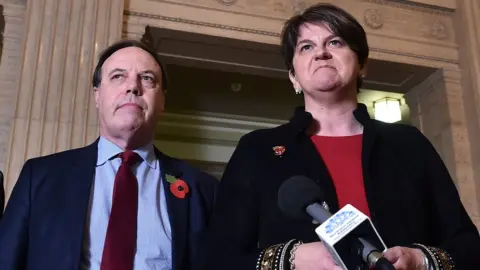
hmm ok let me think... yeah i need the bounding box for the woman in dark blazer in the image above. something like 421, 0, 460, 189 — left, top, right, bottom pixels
204, 3, 480, 270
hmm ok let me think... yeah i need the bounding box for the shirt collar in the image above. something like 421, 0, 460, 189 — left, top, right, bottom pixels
96, 136, 157, 169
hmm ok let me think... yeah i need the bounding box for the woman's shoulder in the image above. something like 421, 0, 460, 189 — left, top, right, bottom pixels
373, 120, 422, 137
372, 120, 431, 147
238, 122, 294, 146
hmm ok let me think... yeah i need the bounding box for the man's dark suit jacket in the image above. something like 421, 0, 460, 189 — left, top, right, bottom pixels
0, 170, 4, 219
0, 139, 218, 270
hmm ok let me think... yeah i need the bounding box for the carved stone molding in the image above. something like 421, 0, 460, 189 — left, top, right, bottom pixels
363, 8, 383, 29
429, 21, 448, 39
360, 0, 453, 16
5, 0, 26, 6
151, 0, 454, 21
371, 47, 457, 65
149, 0, 289, 20
291, 0, 308, 13
215, 0, 238, 6
125, 11, 280, 37
360, 4, 455, 44
125, 10, 458, 66
272, 1, 287, 13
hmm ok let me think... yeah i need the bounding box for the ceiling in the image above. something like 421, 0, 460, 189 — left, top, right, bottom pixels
145, 26, 438, 123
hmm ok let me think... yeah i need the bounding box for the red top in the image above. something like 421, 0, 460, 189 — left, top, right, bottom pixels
310, 135, 371, 217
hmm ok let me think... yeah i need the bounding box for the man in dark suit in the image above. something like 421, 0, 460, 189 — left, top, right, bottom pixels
0, 40, 218, 270
0, 171, 4, 219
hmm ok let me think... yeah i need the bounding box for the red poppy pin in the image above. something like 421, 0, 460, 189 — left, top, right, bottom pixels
166, 174, 189, 199
273, 145, 286, 157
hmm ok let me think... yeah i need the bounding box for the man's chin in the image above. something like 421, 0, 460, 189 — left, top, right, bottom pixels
117, 120, 145, 133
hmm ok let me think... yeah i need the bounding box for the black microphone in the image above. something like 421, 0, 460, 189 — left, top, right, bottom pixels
278, 175, 395, 270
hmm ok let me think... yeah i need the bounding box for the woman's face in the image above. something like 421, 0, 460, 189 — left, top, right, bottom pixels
289, 23, 364, 96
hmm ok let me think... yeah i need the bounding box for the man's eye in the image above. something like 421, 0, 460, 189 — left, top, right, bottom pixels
142, 76, 154, 82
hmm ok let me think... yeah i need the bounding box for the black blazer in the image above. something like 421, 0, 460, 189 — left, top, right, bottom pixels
0, 139, 218, 270
205, 104, 480, 270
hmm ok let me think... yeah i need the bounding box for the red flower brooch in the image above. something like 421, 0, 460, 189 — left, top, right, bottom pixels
166, 174, 189, 199
273, 145, 286, 157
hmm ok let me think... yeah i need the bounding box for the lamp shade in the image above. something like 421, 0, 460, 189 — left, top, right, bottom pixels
374, 98, 402, 123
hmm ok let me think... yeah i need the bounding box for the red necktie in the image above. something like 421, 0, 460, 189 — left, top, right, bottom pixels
101, 151, 140, 270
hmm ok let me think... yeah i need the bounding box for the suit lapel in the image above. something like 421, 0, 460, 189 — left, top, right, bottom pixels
155, 149, 189, 270
68, 140, 98, 268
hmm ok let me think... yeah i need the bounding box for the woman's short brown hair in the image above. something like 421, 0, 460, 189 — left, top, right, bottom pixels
280, 3, 369, 88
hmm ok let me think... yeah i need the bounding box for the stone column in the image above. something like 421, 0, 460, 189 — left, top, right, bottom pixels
3, 0, 124, 199
0, 1, 26, 177
405, 67, 480, 227
454, 0, 480, 228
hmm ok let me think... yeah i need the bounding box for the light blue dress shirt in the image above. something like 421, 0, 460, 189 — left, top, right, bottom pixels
81, 137, 172, 270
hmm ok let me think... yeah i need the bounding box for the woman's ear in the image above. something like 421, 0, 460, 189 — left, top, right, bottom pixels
289, 70, 303, 94
289, 70, 298, 88
359, 59, 368, 78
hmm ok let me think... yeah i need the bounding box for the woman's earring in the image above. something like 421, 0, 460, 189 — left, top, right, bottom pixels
294, 87, 302, 94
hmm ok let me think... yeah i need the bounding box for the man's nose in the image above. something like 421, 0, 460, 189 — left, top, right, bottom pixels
126, 88, 139, 95
125, 77, 142, 95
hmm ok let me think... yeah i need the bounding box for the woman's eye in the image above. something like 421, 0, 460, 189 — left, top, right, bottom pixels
300, 44, 312, 51
328, 39, 344, 47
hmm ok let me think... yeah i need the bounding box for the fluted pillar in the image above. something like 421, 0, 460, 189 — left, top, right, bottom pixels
0, 1, 26, 180
4, 0, 124, 199
404, 66, 480, 227
405, 0, 480, 228
454, 0, 480, 227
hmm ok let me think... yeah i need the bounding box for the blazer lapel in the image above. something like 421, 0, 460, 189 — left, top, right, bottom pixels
68, 140, 98, 268
287, 108, 339, 212
155, 149, 189, 270
359, 121, 378, 222
352, 104, 379, 222
296, 133, 340, 212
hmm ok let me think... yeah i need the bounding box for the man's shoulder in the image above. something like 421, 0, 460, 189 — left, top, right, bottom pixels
24, 143, 96, 168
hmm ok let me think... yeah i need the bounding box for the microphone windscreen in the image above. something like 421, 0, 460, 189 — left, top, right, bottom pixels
277, 175, 325, 220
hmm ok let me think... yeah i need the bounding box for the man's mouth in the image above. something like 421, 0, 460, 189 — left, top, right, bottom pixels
118, 103, 142, 110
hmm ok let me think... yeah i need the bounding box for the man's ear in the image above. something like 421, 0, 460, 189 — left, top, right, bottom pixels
159, 91, 165, 112
93, 87, 100, 108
